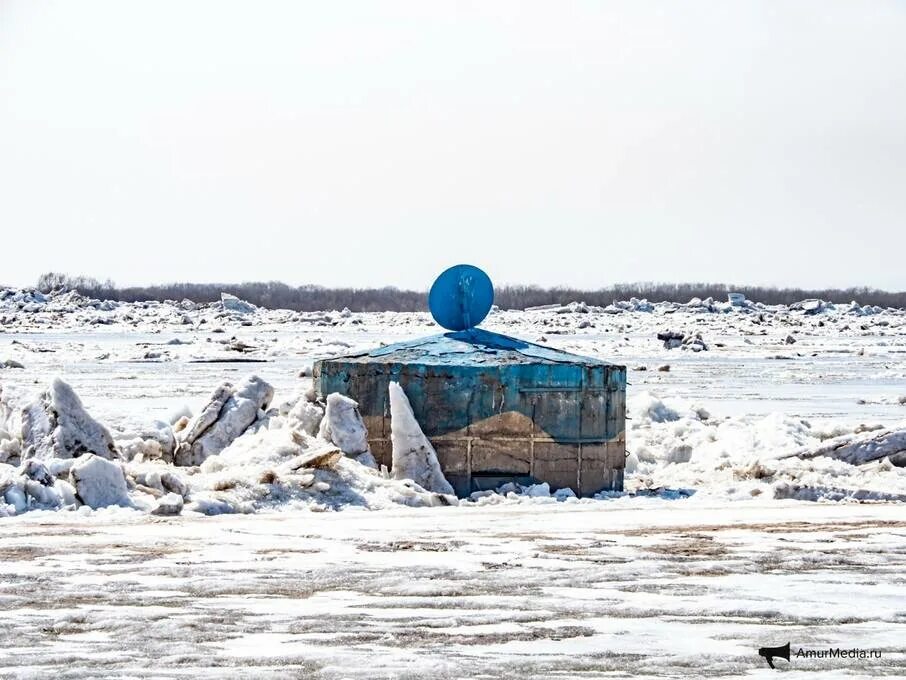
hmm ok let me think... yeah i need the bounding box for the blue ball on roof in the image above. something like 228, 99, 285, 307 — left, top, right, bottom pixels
428, 265, 494, 331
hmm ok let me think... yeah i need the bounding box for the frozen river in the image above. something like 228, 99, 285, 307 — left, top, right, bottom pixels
1, 294, 905, 677
0, 502, 904, 678
3, 308, 905, 429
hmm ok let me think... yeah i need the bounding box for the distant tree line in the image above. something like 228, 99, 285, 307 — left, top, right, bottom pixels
34, 272, 906, 312
35, 273, 425, 312
492, 283, 906, 309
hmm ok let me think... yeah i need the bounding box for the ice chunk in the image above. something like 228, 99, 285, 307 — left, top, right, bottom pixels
69, 454, 131, 509
287, 397, 324, 436
285, 443, 343, 470
388, 382, 454, 495
186, 496, 236, 515
20, 397, 53, 458
0, 436, 21, 465
24, 478, 62, 507
20, 459, 54, 486
54, 478, 77, 506
175, 376, 274, 466
791, 427, 906, 466
525, 482, 551, 497
221, 292, 255, 314
666, 444, 693, 464
318, 393, 370, 456
657, 330, 684, 350
21, 378, 119, 460
355, 451, 378, 469
3, 479, 27, 513
178, 383, 234, 449
160, 470, 188, 497
117, 420, 176, 463
151, 492, 184, 516
630, 392, 681, 424
682, 332, 708, 352
554, 487, 577, 501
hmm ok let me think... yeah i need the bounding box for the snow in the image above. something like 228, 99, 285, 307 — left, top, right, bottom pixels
0, 502, 904, 676
625, 391, 906, 502
388, 381, 455, 495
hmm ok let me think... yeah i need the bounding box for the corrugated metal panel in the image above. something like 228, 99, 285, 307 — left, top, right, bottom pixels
314, 330, 626, 496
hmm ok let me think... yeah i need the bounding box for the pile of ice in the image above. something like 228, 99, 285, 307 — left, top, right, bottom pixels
656, 330, 709, 351
220, 292, 256, 315
783, 427, 906, 467
603, 297, 656, 313
522, 295, 900, 318
625, 391, 906, 502
467, 481, 581, 506
2, 284, 904, 343
3, 373, 906, 517
0, 376, 457, 517
0, 286, 378, 333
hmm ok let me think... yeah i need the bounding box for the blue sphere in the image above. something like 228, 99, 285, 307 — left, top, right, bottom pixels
428, 265, 494, 331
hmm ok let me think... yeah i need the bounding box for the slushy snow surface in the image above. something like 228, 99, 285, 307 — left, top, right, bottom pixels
0, 503, 903, 677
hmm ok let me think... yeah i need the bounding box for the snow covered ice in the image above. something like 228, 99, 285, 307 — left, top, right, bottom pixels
20, 377, 119, 461
173, 374, 274, 465
1, 287, 906, 675
69, 454, 131, 509
2, 286, 906, 511
1, 502, 904, 677
319, 392, 370, 456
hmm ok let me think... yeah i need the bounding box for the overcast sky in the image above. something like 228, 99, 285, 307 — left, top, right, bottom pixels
1, 1, 904, 291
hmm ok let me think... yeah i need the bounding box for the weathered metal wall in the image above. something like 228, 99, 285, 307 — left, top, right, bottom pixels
314, 358, 626, 497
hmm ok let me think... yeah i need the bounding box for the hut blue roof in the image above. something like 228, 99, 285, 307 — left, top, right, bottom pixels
326, 328, 615, 368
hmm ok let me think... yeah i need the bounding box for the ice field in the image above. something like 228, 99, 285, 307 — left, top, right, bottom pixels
1, 288, 905, 676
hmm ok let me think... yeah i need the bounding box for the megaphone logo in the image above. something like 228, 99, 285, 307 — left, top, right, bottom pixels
758, 642, 791, 669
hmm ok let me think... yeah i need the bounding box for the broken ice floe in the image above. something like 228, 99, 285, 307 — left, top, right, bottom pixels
656, 330, 708, 352
70, 454, 131, 509
0, 375, 459, 517
2, 284, 902, 345
319, 393, 370, 456
220, 292, 256, 314
625, 391, 906, 503
783, 427, 906, 466
388, 381, 455, 495
3, 369, 906, 518
174, 375, 274, 466
20, 378, 119, 461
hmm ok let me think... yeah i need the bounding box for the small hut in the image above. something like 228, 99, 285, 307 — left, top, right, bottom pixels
313, 266, 626, 497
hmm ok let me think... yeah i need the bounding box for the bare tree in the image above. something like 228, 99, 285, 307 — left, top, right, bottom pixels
34, 273, 906, 311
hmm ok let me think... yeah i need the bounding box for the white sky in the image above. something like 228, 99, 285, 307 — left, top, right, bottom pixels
1, 1, 904, 291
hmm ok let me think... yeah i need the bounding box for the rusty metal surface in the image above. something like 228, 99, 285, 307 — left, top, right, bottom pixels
314, 330, 626, 496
